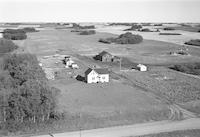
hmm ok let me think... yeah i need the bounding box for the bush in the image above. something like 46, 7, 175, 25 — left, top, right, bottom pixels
109, 23, 137, 26
72, 23, 95, 29
159, 33, 181, 35
124, 25, 142, 31
153, 23, 163, 26
140, 28, 151, 32
99, 32, 143, 44
116, 32, 143, 44
163, 27, 175, 30
170, 63, 200, 75
0, 38, 18, 54
99, 38, 112, 44
3, 29, 27, 40
185, 39, 200, 47
3, 29, 25, 34
22, 27, 38, 33
79, 30, 96, 35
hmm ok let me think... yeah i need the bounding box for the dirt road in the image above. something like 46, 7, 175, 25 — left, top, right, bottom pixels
34, 118, 200, 137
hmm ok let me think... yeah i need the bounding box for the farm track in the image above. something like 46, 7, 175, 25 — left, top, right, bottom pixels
112, 71, 198, 121
34, 118, 200, 137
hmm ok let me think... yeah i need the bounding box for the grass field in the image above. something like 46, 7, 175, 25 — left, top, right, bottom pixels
14, 29, 200, 65
10, 28, 200, 132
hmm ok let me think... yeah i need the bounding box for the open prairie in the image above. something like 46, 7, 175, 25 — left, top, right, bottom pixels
12, 27, 200, 131
14, 28, 200, 65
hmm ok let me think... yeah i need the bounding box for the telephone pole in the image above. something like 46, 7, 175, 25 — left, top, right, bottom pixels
119, 58, 122, 71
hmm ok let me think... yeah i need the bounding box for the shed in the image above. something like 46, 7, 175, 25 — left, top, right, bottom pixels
137, 64, 147, 71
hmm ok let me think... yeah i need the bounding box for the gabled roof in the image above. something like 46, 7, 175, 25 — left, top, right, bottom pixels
85, 68, 109, 75
98, 51, 112, 57
137, 64, 146, 67
94, 68, 109, 74
85, 68, 93, 75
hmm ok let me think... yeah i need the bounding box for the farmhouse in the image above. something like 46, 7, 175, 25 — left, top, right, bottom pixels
85, 68, 109, 83
95, 51, 113, 62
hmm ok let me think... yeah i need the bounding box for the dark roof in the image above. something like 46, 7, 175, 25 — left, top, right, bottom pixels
85, 68, 109, 75
94, 68, 109, 74
98, 51, 112, 57
85, 68, 93, 75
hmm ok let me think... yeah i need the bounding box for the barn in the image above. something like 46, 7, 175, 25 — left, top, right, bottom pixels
85, 68, 109, 83
95, 51, 113, 62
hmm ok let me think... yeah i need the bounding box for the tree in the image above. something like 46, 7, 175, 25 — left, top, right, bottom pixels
0, 38, 18, 54
0, 53, 60, 132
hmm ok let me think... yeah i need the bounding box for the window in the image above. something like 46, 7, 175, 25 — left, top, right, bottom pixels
102, 76, 105, 79
92, 77, 95, 80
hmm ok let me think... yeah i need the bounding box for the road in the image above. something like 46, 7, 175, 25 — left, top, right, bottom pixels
34, 118, 200, 137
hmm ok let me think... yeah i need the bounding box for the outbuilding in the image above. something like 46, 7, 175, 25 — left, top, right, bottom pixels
85, 68, 109, 83
137, 64, 147, 71
95, 51, 113, 62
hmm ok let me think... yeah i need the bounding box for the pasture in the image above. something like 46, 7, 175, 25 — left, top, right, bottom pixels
11, 27, 200, 131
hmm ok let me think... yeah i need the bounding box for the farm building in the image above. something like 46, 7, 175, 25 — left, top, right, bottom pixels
95, 51, 113, 62
94, 51, 121, 63
85, 68, 109, 83
137, 64, 147, 71
112, 56, 121, 62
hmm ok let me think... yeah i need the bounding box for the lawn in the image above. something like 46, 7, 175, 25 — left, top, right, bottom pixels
49, 78, 169, 131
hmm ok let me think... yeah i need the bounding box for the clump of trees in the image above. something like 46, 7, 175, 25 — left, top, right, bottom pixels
0, 38, 18, 55
22, 27, 38, 33
139, 28, 151, 32
99, 37, 116, 44
109, 23, 137, 26
124, 25, 142, 31
0, 53, 60, 133
159, 33, 181, 35
170, 63, 200, 75
72, 23, 95, 29
185, 39, 200, 47
153, 23, 163, 26
3, 29, 27, 40
163, 27, 175, 30
79, 30, 96, 35
99, 32, 143, 44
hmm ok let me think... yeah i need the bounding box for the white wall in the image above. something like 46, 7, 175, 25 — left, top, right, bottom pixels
99, 74, 109, 83
86, 70, 99, 83
86, 71, 109, 83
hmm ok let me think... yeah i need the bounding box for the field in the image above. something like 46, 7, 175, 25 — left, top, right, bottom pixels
96, 25, 200, 45
11, 26, 200, 132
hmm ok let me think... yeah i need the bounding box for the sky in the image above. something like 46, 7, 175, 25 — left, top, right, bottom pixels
0, 0, 200, 23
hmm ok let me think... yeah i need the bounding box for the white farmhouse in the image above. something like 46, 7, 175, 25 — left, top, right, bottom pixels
137, 64, 147, 71
85, 68, 109, 83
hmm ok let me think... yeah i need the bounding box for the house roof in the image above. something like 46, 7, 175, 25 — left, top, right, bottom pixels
85, 68, 93, 75
137, 64, 146, 67
98, 51, 112, 57
85, 68, 109, 75
94, 68, 109, 74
